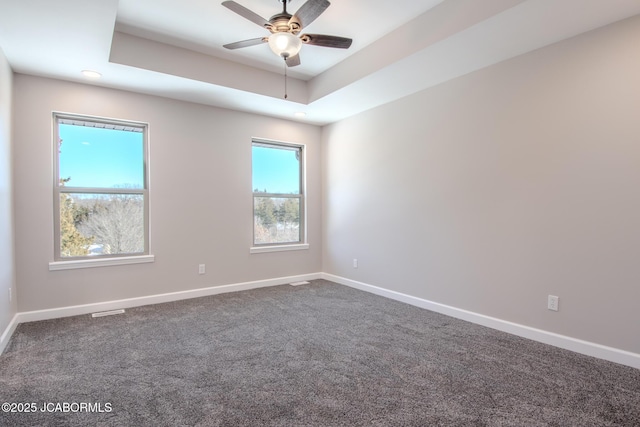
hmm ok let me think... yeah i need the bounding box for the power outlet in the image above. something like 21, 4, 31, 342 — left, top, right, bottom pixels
353, 258, 358, 269
198, 264, 206, 275
548, 295, 559, 311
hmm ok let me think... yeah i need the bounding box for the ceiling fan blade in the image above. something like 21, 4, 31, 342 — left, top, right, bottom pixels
301, 34, 352, 49
222, 1, 272, 29
285, 53, 301, 67
289, 0, 330, 30
223, 37, 267, 49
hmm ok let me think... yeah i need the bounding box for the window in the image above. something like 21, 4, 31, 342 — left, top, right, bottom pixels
53, 113, 149, 261
252, 139, 304, 247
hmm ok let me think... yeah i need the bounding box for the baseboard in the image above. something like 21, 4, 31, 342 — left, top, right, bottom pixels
322, 273, 640, 370
15, 273, 322, 324
0, 313, 19, 355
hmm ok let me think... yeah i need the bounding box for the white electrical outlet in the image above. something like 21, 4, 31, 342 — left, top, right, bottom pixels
548, 295, 559, 311
198, 264, 206, 275
353, 258, 358, 268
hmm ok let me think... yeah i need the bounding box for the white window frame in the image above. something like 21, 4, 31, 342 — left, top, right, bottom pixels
49, 112, 153, 270
250, 138, 308, 254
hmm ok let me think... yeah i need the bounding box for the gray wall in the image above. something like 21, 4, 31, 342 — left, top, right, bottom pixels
0, 47, 16, 335
322, 16, 640, 354
12, 75, 322, 312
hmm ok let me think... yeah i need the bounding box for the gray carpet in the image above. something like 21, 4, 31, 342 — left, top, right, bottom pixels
1, 279, 639, 426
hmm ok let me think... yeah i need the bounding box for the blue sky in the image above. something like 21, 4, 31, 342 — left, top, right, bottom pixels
252, 145, 300, 194
59, 125, 299, 193
58, 124, 144, 188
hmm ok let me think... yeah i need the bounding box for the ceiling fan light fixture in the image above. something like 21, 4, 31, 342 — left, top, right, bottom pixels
268, 32, 301, 59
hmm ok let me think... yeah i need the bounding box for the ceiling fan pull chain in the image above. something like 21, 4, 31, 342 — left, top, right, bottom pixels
284, 58, 288, 99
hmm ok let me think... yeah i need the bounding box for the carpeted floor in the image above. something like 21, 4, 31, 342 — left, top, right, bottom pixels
1, 279, 639, 426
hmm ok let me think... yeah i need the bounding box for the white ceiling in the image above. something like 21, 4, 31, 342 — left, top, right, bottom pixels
116, 0, 445, 80
1, 0, 640, 125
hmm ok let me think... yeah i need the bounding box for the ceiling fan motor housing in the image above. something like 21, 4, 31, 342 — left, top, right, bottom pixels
269, 12, 297, 33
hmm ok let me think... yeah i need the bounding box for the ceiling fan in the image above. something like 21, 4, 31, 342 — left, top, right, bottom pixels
222, 0, 353, 67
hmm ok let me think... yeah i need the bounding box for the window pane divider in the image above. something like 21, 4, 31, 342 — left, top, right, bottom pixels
253, 193, 302, 198
57, 187, 146, 195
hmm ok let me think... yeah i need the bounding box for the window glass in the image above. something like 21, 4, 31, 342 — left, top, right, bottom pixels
58, 124, 144, 188
59, 193, 145, 257
54, 114, 148, 259
252, 145, 300, 194
254, 197, 301, 244
252, 141, 303, 246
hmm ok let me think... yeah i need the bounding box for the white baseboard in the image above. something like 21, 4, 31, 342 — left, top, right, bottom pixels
15, 273, 322, 324
322, 273, 640, 370
0, 313, 19, 355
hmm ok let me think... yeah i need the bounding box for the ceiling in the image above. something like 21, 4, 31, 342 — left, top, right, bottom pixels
1, 0, 640, 125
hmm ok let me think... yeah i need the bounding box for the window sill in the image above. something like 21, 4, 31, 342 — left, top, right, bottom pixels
250, 244, 309, 254
49, 254, 155, 271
